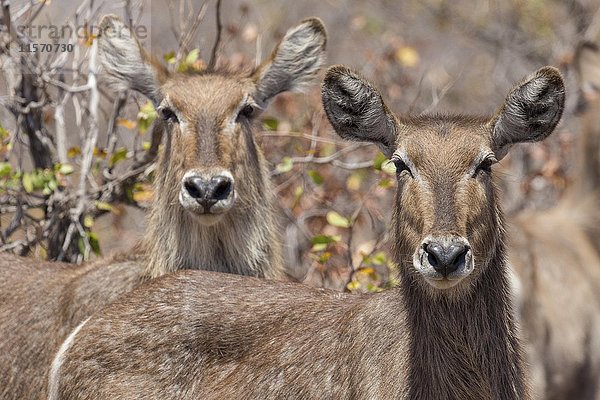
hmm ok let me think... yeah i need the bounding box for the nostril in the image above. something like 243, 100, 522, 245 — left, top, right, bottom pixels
427, 251, 439, 268
456, 251, 466, 265
445, 244, 468, 274
423, 241, 469, 276
425, 243, 443, 270
212, 177, 232, 201
184, 178, 204, 199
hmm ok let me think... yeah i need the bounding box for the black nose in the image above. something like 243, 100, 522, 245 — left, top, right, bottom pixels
183, 175, 233, 210
424, 240, 469, 277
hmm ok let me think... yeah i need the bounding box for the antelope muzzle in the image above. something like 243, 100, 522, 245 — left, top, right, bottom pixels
179, 170, 236, 222
413, 235, 474, 289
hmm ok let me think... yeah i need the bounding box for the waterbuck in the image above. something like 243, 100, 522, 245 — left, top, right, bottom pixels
0, 15, 326, 400
508, 42, 600, 399
49, 65, 565, 400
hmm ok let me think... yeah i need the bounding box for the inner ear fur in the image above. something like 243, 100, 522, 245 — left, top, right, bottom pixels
490, 66, 565, 159
253, 18, 327, 106
321, 65, 398, 157
97, 15, 168, 105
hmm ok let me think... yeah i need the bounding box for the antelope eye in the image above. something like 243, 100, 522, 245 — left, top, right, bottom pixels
392, 158, 413, 178
159, 107, 179, 124
474, 158, 496, 177
237, 104, 256, 121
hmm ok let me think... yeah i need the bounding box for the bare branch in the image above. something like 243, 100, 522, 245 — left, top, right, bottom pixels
59, 38, 100, 261
270, 143, 372, 177
177, 1, 209, 63
207, 0, 222, 71
54, 74, 69, 164
104, 91, 128, 176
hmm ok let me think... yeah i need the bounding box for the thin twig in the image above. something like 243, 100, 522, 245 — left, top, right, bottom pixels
207, 0, 222, 71
104, 90, 128, 176
270, 143, 372, 177
54, 74, 69, 163
59, 38, 99, 260
176, 1, 209, 64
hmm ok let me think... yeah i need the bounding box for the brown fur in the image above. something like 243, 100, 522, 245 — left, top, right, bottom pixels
508, 42, 600, 399
50, 65, 565, 399
0, 15, 326, 399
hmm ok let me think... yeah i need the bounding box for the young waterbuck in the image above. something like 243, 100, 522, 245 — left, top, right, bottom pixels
508, 42, 600, 399
50, 65, 565, 400
0, 15, 326, 400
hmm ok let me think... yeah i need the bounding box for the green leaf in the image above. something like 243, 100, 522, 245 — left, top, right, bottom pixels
22, 173, 33, 193
381, 160, 397, 176
0, 125, 10, 139
346, 280, 361, 291
185, 49, 200, 65
378, 178, 393, 188
311, 234, 341, 245
318, 251, 332, 263
46, 178, 58, 191
276, 157, 293, 173
67, 146, 81, 158
292, 185, 303, 209
326, 211, 351, 228
294, 185, 303, 199
58, 163, 74, 175
0, 162, 11, 178
137, 101, 158, 134
163, 51, 176, 64
95, 201, 113, 212
366, 283, 383, 293
262, 117, 279, 131
77, 236, 85, 255
372, 251, 387, 265
307, 170, 324, 185
312, 243, 328, 252
109, 147, 128, 167
88, 232, 101, 255
373, 152, 387, 170
83, 214, 94, 228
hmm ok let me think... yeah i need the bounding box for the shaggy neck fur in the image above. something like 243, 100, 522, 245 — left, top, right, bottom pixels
141, 136, 283, 280
395, 210, 526, 400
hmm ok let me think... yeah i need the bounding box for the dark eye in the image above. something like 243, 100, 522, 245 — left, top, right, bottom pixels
160, 107, 179, 124
474, 158, 495, 177
237, 104, 256, 121
392, 158, 413, 178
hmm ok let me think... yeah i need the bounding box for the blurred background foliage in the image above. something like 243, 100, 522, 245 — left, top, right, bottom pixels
0, 0, 597, 291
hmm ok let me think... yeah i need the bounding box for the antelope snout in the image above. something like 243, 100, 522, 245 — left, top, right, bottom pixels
413, 235, 474, 289
179, 171, 235, 219
424, 241, 468, 277
184, 175, 233, 207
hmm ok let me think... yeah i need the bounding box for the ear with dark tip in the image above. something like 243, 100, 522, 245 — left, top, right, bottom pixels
253, 18, 327, 106
321, 65, 398, 157
490, 66, 565, 159
97, 15, 168, 106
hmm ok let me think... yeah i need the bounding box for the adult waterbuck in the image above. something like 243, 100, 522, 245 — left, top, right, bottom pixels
508, 42, 600, 399
50, 65, 565, 400
0, 15, 326, 400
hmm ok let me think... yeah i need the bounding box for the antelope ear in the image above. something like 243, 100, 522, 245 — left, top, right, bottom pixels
97, 15, 168, 106
321, 65, 398, 157
253, 18, 327, 105
490, 66, 565, 159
